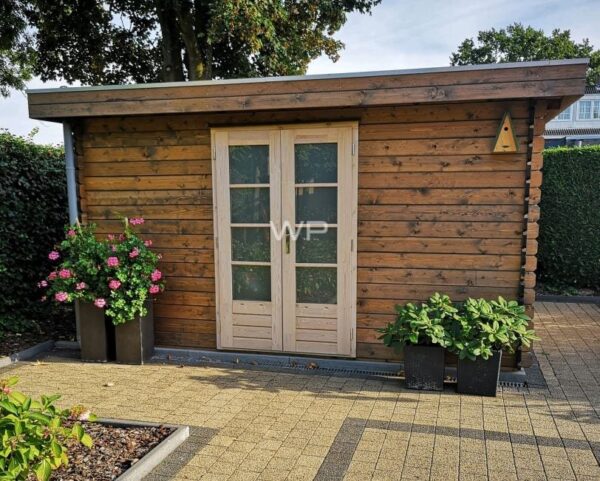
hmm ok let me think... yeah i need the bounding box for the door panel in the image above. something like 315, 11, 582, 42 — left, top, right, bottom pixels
282, 127, 356, 357
213, 124, 357, 357
213, 130, 282, 351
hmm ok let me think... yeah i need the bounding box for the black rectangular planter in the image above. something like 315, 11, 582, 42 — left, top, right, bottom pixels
403, 344, 445, 391
77, 301, 115, 362
115, 302, 154, 365
457, 350, 502, 397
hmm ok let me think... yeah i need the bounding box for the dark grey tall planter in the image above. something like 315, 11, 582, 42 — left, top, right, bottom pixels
77, 301, 115, 362
114, 302, 154, 365
403, 344, 445, 391
457, 350, 502, 397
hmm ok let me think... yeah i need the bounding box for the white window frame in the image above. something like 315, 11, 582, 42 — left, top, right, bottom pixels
555, 106, 572, 121
578, 100, 592, 120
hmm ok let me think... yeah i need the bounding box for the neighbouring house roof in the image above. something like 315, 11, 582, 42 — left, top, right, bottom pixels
27, 58, 589, 121
584, 85, 600, 94
545, 127, 600, 137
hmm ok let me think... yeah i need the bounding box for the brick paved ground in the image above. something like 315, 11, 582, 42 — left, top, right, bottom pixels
3, 302, 600, 480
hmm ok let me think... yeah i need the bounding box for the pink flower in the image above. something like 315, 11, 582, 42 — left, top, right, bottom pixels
40, 296, 47, 302
48, 272, 58, 280
109, 279, 121, 290
118, 234, 125, 241
2, 387, 11, 394
48, 251, 60, 261
58, 269, 72, 279
54, 292, 68, 302
144, 240, 152, 247
107, 256, 119, 268
111, 245, 116, 252
129, 247, 139, 258
149, 284, 160, 294
67, 229, 76, 237
94, 298, 106, 308
129, 217, 145, 225
76, 282, 87, 291
107, 234, 115, 241
150, 269, 162, 282
38, 280, 48, 288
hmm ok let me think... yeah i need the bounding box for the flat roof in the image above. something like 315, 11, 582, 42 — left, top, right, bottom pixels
27, 59, 589, 120
27, 58, 588, 94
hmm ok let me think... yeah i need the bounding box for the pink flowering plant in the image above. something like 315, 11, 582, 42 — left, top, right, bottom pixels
41, 217, 164, 325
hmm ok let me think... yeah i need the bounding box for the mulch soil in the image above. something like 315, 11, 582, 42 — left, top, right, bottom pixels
0, 314, 75, 357
50, 422, 174, 481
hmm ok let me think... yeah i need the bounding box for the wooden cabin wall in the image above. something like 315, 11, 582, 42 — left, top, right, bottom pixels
75, 99, 538, 364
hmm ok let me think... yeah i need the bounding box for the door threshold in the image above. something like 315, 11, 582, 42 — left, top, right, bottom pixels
152, 347, 527, 386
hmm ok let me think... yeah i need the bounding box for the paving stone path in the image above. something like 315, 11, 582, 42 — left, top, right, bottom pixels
3, 302, 600, 480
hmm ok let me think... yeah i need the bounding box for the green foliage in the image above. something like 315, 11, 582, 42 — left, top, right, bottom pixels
0, 131, 68, 332
0, 1, 34, 97
451, 23, 600, 85
378, 293, 456, 351
538, 146, 600, 290
446, 297, 537, 361
2, 0, 381, 92
43, 218, 165, 325
378, 294, 537, 361
0, 376, 95, 481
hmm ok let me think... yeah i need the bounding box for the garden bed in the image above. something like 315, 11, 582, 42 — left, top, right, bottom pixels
51, 421, 175, 481
0, 314, 75, 357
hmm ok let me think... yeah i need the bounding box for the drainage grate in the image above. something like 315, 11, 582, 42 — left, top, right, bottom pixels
499, 380, 525, 389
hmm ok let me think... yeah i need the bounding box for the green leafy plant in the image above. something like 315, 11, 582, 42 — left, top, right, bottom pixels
0, 132, 68, 333
446, 297, 538, 361
41, 217, 165, 325
0, 376, 95, 481
378, 293, 456, 351
539, 145, 600, 291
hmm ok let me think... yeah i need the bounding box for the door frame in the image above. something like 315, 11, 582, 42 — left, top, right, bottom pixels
211, 121, 359, 357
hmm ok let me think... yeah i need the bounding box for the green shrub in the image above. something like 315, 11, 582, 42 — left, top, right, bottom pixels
539, 146, 600, 290
0, 376, 94, 481
446, 297, 537, 361
0, 132, 69, 332
378, 294, 537, 361
378, 293, 457, 351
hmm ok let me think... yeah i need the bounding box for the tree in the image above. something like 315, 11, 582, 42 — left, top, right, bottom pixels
0, 0, 381, 96
451, 23, 600, 85
0, 1, 34, 97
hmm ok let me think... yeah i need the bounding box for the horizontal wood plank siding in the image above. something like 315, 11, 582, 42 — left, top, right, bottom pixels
77, 99, 533, 364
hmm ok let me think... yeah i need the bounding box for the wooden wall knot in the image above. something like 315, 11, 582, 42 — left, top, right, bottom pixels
428, 87, 446, 100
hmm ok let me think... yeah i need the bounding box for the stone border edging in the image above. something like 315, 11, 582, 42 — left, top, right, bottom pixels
96, 419, 189, 481
537, 294, 600, 304
0, 340, 55, 368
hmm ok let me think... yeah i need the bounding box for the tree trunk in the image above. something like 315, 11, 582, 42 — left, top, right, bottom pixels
155, 0, 185, 82
172, 0, 204, 80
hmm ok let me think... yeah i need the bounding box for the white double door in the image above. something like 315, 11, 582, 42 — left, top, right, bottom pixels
212, 123, 357, 357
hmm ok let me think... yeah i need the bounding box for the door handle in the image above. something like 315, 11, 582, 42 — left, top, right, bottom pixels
285, 227, 291, 254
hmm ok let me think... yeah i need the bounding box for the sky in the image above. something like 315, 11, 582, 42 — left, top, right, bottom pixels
1, 0, 599, 145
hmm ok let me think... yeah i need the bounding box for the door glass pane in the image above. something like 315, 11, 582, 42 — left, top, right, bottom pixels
296, 267, 337, 304
232, 265, 271, 301
231, 188, 270, 223
232, 227, 270, 262
295, 143, 337, 183
296, 187, 337, 224
229, 145, 269, 184
296, 228, 337, 264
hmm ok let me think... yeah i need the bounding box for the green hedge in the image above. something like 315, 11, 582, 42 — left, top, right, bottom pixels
538, 145, 600, 290
0, 132, 69, 330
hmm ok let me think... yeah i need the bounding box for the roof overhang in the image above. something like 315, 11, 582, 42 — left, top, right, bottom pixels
27, 58, 589, 122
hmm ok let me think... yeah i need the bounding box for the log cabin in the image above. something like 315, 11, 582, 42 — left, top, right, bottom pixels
27, 59, 588, 369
